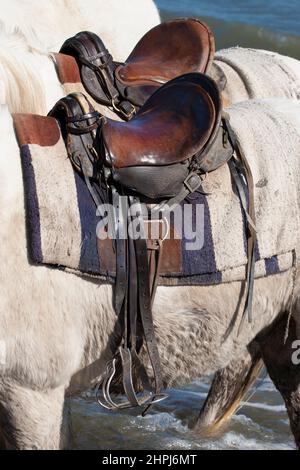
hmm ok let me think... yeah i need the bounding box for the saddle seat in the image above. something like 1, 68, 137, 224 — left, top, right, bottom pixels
101, 75, 217, 169
50, 73, 233, 200
60, 19, 215, 119
114, 19, 215, 86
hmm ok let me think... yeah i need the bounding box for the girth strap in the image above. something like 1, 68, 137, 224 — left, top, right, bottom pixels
130, 197, 165, 393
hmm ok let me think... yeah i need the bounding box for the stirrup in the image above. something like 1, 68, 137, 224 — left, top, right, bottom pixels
95, 348, 168, 411
119, 346, 168, 409
95, 359, 119, 409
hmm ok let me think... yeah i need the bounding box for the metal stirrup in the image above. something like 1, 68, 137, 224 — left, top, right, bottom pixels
96, 347, 168, 411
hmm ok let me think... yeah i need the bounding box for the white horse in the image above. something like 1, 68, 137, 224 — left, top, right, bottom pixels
1, 2, 300, 445
1, 28, 300, 441
0, 98, 300, 449
0, 0, 160, 54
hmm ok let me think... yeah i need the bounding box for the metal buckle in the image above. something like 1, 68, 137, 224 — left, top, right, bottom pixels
183, 172, 202, 193
143, 217, 169, 242
112, 99, 136, 120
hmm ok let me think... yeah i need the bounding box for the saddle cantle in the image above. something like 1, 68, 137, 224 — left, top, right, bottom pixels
60, 19, 215, 119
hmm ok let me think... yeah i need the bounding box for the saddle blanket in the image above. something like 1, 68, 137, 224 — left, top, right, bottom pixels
215, 47, 300, 103
13, 99, 300, 286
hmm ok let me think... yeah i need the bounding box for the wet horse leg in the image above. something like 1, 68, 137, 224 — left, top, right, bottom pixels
0, 379, 70, 449
258, 315, 300, 449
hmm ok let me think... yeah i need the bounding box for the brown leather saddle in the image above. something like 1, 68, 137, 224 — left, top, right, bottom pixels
49, 72, 241, 413
50, 73, 233, 201
60, 19, 215, 119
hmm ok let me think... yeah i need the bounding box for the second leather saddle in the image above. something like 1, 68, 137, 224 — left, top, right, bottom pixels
60, 18, 215, 119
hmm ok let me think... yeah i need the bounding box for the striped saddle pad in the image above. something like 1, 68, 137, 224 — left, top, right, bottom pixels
13, 99, 299, 286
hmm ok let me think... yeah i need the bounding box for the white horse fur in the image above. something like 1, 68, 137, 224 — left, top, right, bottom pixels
0, 99, 300, 448
1, 0, 300, 449
0, 0, 160, 115
0, 0, 161, 55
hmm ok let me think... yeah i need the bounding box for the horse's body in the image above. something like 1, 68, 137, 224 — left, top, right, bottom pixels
0, 0, 160, 115
0, 0, 160, 55
1, 4, 300, 447
0, 98, 300, 448
213, 48, 300, 106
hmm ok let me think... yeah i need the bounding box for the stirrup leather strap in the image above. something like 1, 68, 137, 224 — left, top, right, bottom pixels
96, 193, 167, 413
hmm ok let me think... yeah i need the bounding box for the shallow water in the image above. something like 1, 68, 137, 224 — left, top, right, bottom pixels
70, 0, 298, 450
156, 0, 300, 60
70, 375, 295, 450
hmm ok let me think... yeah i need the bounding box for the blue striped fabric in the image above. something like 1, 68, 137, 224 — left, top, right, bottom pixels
265, 256, 280, 276
20, 145, 43, 263
20, 143, 288, 286
74, 171, 100, 274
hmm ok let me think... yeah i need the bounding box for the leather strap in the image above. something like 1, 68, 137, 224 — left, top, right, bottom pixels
228, 159, 256, 231
67, 34, 136, 120
112, 189, 127, 315
67, 111, 103, 135
223, 115, 257, 326
128, 234, 138, 348
151, 172, 203, 218
130, 197, 165, 395
150, 240, 164, 307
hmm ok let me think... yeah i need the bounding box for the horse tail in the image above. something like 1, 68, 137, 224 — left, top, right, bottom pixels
194, 351, 264, 436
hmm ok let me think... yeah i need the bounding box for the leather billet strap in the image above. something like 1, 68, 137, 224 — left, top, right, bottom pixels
222, 114, 257, 327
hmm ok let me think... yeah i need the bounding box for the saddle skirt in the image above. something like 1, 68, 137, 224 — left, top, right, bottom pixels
13, 99, 300, 286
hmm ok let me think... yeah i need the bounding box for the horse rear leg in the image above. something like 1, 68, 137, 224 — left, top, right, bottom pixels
195, 342, 263, 435
0, 380, 70, 449
258, 315, 300, 449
